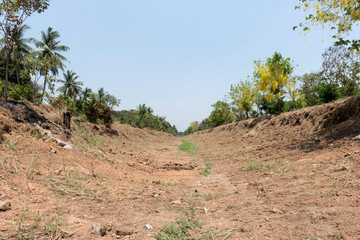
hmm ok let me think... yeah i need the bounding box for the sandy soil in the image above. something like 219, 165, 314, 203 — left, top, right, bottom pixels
1, 96, 360, 240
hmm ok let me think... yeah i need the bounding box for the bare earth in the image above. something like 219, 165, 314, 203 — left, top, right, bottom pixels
1, 96, 360, 240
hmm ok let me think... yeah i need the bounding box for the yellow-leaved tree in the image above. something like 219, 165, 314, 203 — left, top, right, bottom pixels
229, 80, 256, 119
295, 0, 360, 50
254, 52, 294, 113
287, 77, 306, 110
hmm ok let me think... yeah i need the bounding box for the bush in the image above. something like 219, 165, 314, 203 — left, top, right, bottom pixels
316, 81, 341, 103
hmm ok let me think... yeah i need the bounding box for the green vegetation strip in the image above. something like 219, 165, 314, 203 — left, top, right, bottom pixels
179, 140, 198, 154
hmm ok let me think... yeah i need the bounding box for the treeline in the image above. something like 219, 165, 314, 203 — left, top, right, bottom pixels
0, 23, 121, 127
112, 104, 178, 135
185, 46, 360, 134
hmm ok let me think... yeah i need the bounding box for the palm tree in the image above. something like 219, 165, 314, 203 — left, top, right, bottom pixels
82, 87, 93, 102
30, 27, 69, 102
57, 70, 83, 100
97, 87, 108, 104
0, 25, 33, 85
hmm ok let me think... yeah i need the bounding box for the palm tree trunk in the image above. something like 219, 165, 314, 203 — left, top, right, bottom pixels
4, 45, 11, 101
41, 73, 48, 103
16, 62, 20, 85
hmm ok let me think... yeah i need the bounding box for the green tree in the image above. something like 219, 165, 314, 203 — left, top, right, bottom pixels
22, 51, 53, 102
30, 27, 69, 102
321, 45, 360, 96
229, 80, 256, 119
82, 87, 92, 102
103, 94, 120, 110
198, 118, 213, 131
0, 24, 32, 85
286, 77, 305, 110
209, 101, 235, 127
57, 70, 83, 100
0, 0, 49, 100
316, 81, 340, 103
185, 121, 198, 135
254, 52, 294, 113
299, 72, 322, 107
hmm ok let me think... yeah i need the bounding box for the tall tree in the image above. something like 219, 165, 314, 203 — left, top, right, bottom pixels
22, 51, 52, 103
0, 0, 49, 100
229, 80, 257, 119
286, 77, 305, 110
82, 87, 92, 102
254, 52, 294, 113
321, 45, 360, 96
57, 70, 83, 100
0, 24, 32, 84
295, 0, 360, 50
209, 100, 235, 127
30, 27, 69, 102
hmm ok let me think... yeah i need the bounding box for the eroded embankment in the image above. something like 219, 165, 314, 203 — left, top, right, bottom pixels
1, 96, 360, 239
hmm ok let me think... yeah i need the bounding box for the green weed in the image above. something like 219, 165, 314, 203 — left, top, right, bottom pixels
154, 208, 237, 240
179, 140, 198, 154
7, 139, 17, 151
26, 153, 41, 181
30, 128, 43, 138
47, 169, 94, 198
78, 126, 104, 146
244, 159, 293, 173
166, 181, 178, 186
199, 162, 214, 176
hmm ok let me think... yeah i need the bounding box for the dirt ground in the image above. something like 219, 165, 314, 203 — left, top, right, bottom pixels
1, 96, 360, 240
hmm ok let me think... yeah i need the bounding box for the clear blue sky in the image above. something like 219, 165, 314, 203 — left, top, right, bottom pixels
24, 0, 355, 131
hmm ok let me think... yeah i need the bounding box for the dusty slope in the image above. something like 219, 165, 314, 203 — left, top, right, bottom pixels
0, 96, 360, 239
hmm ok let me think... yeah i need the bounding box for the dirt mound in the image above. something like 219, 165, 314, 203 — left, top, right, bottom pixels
196, 95, 360, 143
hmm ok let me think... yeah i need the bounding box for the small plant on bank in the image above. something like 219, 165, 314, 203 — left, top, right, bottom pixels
179, 140, 198, 154
7, 139, 17, 151
199, 162, 214, 176
154, 207, 237, 240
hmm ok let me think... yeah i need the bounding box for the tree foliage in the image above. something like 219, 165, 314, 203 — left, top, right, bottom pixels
0, 0, 49, 100
229, 80, 256, 119
30, 27, 69, 102
112, 104, 177, 135
209, 100, 235, 127
57, 70, 83, 100
295, 0, 360, 49
321, 45, 360, 96
254, 52, 294, 113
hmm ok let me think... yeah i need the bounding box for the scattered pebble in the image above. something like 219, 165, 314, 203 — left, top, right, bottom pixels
271, 208, 284, 214
0, 200, 11, 211
92, 224, 106, 236
352, 135, 360, 141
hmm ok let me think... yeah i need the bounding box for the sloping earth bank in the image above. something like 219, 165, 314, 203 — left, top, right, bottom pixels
1, 96, 360, 239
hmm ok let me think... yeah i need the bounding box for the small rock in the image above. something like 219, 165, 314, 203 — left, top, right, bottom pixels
352, 135, 360, 141
63, 145, 73, 150
271, 208, 284, 214
116, 230, 133, 236
54, 168, 62, 175
0, 200, 11, 211
92, 225, 106, 236
172, 200, 182, 205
